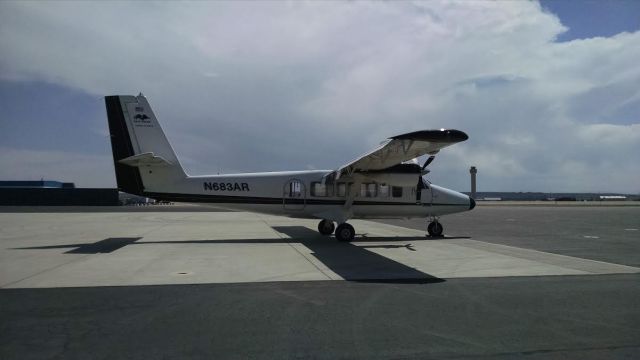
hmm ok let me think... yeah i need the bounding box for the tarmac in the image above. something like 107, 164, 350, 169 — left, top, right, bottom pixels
1, 205, 639, 359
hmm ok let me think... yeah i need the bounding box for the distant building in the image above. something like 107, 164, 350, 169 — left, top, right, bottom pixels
0, 180, 75, 188
0, 180, 118, 206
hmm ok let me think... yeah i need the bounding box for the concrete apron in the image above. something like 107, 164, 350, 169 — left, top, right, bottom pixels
1, 211, 638, 288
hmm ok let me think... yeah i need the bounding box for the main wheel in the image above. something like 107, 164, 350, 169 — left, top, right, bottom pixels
427, 221, 443, 237
335, 223, 355, 242
317, 219, 335, 235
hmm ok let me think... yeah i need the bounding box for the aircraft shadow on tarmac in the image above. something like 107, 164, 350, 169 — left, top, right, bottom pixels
12, 226, 455, 284
13, 237, 143, 254
272, 226, 445, 284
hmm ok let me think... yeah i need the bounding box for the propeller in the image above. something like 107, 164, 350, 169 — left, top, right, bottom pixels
417, 155, 435, 199
421, 155, 435, 175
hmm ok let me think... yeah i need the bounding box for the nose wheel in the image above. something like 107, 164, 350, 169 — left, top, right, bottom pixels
427, 221, 443, 237
317, 219, 335, 235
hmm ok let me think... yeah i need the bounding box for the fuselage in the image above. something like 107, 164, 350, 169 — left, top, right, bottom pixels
144, 169, 474, 223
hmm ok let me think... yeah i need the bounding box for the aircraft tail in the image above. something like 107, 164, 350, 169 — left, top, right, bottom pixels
105, 94, 187, 196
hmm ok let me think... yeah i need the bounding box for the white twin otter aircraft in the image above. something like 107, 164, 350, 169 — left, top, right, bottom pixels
105, 94, 475, 242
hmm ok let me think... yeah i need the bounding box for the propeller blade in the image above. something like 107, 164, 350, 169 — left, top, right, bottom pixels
421, 155, 435, 170
419, 155, 435, 175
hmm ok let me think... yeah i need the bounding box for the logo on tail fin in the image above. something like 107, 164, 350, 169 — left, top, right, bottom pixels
133, 113, 153, 127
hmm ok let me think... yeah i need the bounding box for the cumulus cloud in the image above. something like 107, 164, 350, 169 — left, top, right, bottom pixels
0, 1, 638, 192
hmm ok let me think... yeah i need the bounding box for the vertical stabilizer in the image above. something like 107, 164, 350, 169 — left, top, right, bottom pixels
105, 94, 186, 195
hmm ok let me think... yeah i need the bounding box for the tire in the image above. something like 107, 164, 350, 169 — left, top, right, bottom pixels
335, 223, 355, 242
427, 221, 443, 237
318, 220, 335, 235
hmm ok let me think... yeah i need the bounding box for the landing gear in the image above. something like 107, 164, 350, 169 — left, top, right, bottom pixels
317, 219, 335, 235
335, 223, 355, 242
318, 219, 355, 242
427, 221, 443, 237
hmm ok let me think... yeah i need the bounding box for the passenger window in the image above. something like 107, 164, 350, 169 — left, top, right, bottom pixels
392, 186, 403, 198
337, 183, 347, 197
360, 183, 377, 197
369, 183, 377, 197
379, 184, 389, 197
311, 182, 334, 197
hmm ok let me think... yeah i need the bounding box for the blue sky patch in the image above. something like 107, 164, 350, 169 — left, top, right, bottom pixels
0, 80, 108, 154
540, 0, 640, 42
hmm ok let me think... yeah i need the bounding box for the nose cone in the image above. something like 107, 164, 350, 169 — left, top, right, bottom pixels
469, 197, 476, 210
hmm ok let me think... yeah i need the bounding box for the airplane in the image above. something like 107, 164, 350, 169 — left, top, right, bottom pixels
105, 94, 475, 242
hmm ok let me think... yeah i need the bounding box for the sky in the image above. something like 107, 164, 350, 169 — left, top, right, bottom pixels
0, 1, 639, 193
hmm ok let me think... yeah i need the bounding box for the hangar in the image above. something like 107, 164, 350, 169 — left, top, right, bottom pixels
0, 180, 118, 206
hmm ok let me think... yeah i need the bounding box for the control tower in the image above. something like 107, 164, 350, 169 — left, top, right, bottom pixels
470, 166, 477, 199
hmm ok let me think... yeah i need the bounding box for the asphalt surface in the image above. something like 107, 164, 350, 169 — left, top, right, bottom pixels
1, 276, 638, 360
380, 206, 640, 267
1, 205, 639, 359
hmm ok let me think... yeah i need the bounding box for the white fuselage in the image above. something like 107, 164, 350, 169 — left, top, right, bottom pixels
143, 169, 472, 223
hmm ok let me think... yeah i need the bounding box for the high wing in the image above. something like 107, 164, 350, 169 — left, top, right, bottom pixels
329, 129, 468, 180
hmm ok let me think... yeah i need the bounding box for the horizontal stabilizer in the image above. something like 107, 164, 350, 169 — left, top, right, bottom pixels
118, 152, 173, 167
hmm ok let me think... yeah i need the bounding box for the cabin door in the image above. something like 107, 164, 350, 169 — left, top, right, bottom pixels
283, 179, 306, 210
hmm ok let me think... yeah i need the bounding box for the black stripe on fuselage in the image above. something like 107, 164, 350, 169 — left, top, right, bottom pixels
143, 192, 461, 206
105, 96, 144, 196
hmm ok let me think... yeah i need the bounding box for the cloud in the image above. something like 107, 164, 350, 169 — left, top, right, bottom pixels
0, 1, 638, 192
577, 123, 640, 145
